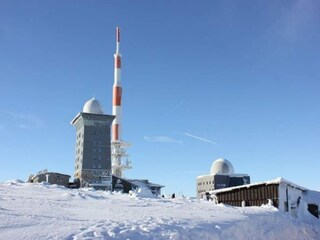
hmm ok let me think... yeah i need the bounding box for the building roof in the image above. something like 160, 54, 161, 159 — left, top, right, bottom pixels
210, 177, 307, 194
197, 173, 249, 179
129, 179, 165, 188
210, 158, 234, 175
83, 97, 104, 114
31, 172, 71, 180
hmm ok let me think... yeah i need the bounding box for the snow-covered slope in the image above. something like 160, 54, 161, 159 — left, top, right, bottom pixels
0, 180, 319, 240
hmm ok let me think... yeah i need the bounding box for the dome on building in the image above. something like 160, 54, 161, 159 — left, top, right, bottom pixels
210, 158, 234, 175
83, 97, 104, 114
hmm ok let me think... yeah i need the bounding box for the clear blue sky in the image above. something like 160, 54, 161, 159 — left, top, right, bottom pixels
1, 1, 319, 197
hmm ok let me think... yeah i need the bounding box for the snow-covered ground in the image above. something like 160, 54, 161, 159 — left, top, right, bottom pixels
0, 180, 319, 240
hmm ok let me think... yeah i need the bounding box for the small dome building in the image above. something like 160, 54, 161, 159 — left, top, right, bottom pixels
210, 158, 234, 175
83, 98, 104, 114
196, 158, 250, 199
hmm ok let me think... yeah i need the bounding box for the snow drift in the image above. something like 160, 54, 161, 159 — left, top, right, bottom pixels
0, 181, 319, 240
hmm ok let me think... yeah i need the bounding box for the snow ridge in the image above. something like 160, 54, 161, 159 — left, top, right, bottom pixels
0, 181, 319, 240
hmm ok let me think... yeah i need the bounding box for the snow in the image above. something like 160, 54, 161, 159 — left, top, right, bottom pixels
129, 187, 156, 199
0, 180, 320, 240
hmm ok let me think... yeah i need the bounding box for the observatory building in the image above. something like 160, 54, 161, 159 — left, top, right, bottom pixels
196, 158, 250, 198
69, 27, 164, 195
71, 98, 115, 190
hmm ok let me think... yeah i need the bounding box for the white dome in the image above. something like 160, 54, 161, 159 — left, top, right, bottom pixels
210, 158, 234, 175
83, 98, 104, 114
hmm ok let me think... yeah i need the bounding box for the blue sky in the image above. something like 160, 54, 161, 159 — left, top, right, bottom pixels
1, 1, 320, 197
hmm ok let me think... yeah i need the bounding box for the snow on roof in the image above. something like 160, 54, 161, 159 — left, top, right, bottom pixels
33, 172, 71, 178
303, 190, 320, 204
197, 174, 213, 179
129, 179, 165, 188
265, 177, 307, 191
197, 173, 249, 179
210, 177, 307, 195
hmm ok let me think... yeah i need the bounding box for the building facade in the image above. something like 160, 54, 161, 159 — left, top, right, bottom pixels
197, 158, 250, 198
71, 98, 114, 190
30, 171, 70, 187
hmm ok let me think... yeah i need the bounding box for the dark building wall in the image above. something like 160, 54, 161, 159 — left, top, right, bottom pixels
229, 176, 250, 187
82, 125, 111, 170
215, 184, 279, 208
214, 175, 229, 189
112, 175, 136, 193
214, 175, 251, 190
72, 113, 114, 188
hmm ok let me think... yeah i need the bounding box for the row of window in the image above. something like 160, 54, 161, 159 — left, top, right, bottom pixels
75, 156, 104, 162
92, 130, 104, 135
92, 163, 102, 169
76, 148, 104, 156
197, 189, 214, 194
92, 148, 102, 152
198, 181, 213, 186
92, 140, 106, 146
77, 132, 83, 139
92, 155, 103, 160
76, 149, 83, 155
74, 160, 105, 170
75, 164, 103, 170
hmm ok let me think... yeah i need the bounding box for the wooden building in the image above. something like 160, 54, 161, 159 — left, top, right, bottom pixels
213, 182, 280, 208
211, 178, 320, 218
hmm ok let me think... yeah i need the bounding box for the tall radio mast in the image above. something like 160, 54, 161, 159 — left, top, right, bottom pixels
111, 27, 132, 178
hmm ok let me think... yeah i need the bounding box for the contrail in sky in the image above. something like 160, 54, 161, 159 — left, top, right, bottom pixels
184, 132, 217, 144
167, 100, 184, 114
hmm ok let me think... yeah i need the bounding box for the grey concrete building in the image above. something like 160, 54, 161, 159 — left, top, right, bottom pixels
30, 171, 70, 187
197, 158, 250, 199
71, 98, 115, 190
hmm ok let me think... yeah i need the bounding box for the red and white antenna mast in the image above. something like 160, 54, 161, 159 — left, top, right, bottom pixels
111, 27, 132, 178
